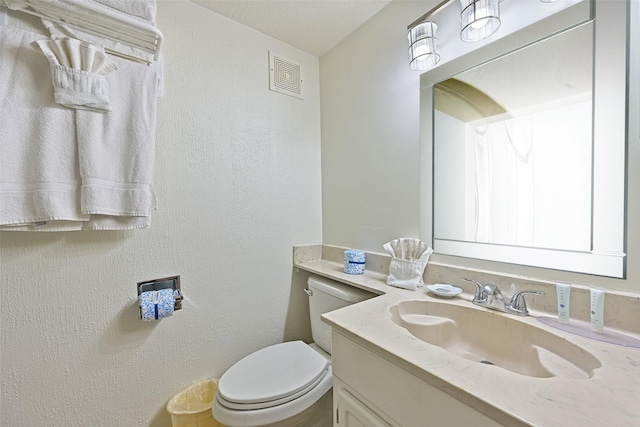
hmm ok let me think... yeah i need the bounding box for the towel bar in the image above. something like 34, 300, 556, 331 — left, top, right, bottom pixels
0, 0, 163, 63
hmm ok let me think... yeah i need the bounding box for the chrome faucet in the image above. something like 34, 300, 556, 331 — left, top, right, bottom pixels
463, 278, 544, 316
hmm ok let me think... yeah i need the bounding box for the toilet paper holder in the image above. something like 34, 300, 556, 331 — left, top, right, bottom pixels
137, 275, 183, 318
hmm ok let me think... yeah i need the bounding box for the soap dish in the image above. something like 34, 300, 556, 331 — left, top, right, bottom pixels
427, 284, 462, 298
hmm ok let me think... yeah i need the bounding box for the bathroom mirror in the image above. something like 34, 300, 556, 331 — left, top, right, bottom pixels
420, 0, 628, 277
434, 23, 593, 253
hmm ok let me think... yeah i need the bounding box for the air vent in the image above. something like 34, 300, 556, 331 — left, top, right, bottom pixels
269, 51, 303, 99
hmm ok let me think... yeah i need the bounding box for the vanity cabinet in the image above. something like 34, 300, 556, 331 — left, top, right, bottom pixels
332, 331, 504, 427
335, 385, 392, 427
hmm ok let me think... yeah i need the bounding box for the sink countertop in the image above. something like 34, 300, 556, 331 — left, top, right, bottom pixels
294, 251, 640, 427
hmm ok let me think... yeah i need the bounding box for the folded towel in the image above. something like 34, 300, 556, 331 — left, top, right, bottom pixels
0, 221, 85, 231
1, 25, 158, 231
383, 238, 434, 291
31, 37, 118, 112
0, 0, 159, 62
0, 0, 26, 8
94, 0, 156, 22
1, 0, 156, 26
0, 25, 88, 229
82, 214, 152, 230
38, 0, 158, 63
76, 54, 159, 225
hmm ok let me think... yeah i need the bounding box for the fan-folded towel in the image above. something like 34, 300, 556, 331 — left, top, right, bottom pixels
31, 37, 119, 112
383, 238, 434, 291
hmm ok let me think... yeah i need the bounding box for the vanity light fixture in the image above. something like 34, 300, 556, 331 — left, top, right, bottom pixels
408, 21, 441, 71
407, 0, 567, 71
460, 0, 501, 42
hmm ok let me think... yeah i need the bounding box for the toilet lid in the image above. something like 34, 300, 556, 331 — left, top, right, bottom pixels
217, 341, 329, 410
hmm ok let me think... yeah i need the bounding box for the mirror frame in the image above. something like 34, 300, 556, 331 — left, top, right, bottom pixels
419, 0, 628, 278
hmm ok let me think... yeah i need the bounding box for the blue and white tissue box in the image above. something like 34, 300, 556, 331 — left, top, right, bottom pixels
139, 288, 175, 321
344, 249, 366, 274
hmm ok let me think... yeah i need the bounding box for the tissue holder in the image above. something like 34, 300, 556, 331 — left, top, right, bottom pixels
139, 288, 176, 321
137, 275, 183, 320
344, 249, 366, 274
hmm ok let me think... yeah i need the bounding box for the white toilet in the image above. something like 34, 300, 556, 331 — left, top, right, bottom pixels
213, 275, 374, 427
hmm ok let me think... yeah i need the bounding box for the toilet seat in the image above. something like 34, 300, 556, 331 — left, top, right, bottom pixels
217, 341, 329, 411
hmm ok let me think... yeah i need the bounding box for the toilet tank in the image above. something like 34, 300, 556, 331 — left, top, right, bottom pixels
307, 275, 375, 355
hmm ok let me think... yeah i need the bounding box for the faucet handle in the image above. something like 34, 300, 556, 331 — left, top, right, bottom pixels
463, 278, 486, 302
508, 290, 544, 316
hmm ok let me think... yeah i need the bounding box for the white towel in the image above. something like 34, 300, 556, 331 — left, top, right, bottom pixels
1, 25, 159, 231
39, 0, 157, 63
0, 25, 88, 230
383, 238, 434, 291
0, 0, 159, 62
93, 0, 156, 22
31, 37, 119, 112
76, 55, 159, 229
82, 214, 152, 230
0, 0, 155, 24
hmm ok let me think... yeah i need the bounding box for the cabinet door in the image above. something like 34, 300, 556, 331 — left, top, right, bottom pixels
336, 387, 391, 427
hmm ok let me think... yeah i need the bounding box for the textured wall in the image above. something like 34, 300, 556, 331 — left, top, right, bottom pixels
319, 1, 436, 253
320, 0, 640, 293
0, 1, 321, 426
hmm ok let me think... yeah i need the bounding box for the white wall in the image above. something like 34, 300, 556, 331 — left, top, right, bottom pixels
320, 1, 434, 251
1, 0, 638, 425
0, 1, 322, 426
320, 0, 640, 293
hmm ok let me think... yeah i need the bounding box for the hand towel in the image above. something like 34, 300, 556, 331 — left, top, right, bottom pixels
383, 238, 434, 291
76, 54, 159, 228
31, 37, 118, 112
0, 25, 88, 229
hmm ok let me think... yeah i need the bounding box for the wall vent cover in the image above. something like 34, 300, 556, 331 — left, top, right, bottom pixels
269, 51, 303, 99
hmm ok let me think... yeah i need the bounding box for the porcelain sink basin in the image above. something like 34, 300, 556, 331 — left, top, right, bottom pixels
390, 300, 601, 379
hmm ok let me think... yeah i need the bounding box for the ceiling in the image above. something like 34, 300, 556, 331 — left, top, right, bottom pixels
191, 0, 392, 57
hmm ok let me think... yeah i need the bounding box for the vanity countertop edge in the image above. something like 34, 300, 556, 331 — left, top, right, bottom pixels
293, 245, 640, 427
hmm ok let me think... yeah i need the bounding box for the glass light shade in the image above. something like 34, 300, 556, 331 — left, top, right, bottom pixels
408, 22, 441, 71
460, 0, 501, 42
